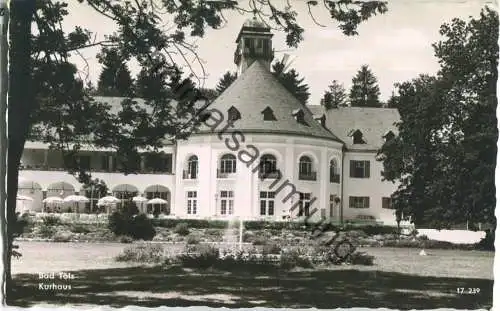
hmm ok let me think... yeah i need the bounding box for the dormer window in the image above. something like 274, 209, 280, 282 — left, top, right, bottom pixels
261, 106, 277, 121
292, 109, 308, 126
228, 106, 241, 122
349, 129, 366, 144
314, 114, 326, 127
383, 130, 395, 142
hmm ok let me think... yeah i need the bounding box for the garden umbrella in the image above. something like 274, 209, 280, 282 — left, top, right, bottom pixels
132, 196, 148, 213
16, 195, 33, 213
63, 195, 89, 213
147, 198, 168, 205
42, 196, 64, 213
97, 196, 121, 214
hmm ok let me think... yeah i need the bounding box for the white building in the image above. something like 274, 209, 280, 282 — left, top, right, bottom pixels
17, 18, 400, 225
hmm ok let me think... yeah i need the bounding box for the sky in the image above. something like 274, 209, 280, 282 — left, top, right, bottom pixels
64, 0, 496, 105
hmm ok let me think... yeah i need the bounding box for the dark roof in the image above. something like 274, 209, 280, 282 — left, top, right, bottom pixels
309, 105, 400, 150
194, 60, 342, 142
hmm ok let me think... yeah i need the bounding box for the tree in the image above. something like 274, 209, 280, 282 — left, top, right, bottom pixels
272, 58, 310, 105
96, 47, 134, 97
349, 65, 381, 107
321, 80, 347, 109
216, 71, 237, 94
377, 7, 498, 229
4, 0, 387, 301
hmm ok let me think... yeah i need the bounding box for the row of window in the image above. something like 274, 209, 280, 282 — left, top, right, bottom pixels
186, 155, 371, 181
183, 192, 393, 216
349, 196, 393, 209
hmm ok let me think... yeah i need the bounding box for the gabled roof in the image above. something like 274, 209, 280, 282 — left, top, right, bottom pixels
309, 105, 400, 150
195, 60, 342, 142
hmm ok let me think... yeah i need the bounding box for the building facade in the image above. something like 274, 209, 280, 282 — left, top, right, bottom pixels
17, 18, 401, 225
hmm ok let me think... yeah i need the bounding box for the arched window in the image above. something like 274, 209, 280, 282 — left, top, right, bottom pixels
220, 154, 237, 174
299, 156, 313, 175
186, 155, 198, 179
330, 159, 340, 183
259, 154, 277, 174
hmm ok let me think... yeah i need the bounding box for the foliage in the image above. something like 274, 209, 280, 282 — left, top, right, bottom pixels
215, 71, 237, 94
321, 80, 347, 109
476, 230, 495, 251
41, 215, 62, 226
186, 235, 200, 244
70, 224, 91, 234
108, 201, 155, 240
53, 230, 73, 242
348, 252, 375, 265
377, 8, 498, 227
272, 58, 310, 104
116, 243, 165, 263
37, 224, 56, 239
173, 222, 190, 236
178, 245, 220, 269
96, 47, 134, 97
349, 64, 381, 107
280, 248, 313, 269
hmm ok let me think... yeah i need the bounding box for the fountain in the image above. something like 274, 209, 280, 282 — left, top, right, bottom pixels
222, 216, 244, 253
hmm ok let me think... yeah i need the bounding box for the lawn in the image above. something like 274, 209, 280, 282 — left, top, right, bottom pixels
9, 241, 494, 309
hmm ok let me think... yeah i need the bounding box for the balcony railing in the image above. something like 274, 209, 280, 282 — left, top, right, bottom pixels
183, 170, 197, 180
330, 174, 340, 183
258, 170, 281, 180
299, 171, 317, 181
217, 169, 236, 179
19, 164, 173, 175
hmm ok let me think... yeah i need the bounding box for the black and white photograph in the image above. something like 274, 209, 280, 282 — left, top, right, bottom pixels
0, 0, 497, 310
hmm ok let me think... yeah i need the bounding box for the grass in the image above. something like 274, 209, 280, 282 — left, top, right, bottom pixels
9, 242, 494, 309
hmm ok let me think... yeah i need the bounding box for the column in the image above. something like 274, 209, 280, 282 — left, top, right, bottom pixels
140, 154, 146, 172
319, 148, 328, 221
43, 149, 48, 168
108, 155, 113, 172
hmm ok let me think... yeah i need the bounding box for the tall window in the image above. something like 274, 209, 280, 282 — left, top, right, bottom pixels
350, 160, 370, 178
100, 155, 109, 171
298, 192, 312, 216
349, 196, 370, 208
329, 195, 335, 218
259, 154, 277, 174
330, 159, 340, 183
260, 191, 275, 216
382, 197, 393, 209
220, 154, 237, 174
299, 156, 313, 175
187, 191, 197, 214
187, 155, 198, 179
220, 191, 234, 215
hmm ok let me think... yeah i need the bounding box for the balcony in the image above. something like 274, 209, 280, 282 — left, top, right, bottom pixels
258, 170, 281, 180
216, 169, 236, 179
298, 171, 317, 181
183, 170, 197, 180
330, 174, 340, 183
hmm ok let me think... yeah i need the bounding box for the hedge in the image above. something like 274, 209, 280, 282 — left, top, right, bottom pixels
151, 218, 398, 235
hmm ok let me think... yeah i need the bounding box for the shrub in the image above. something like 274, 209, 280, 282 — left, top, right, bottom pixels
70, 224, 90, 234
119, 235, 134, 243
252, 236, 267, 246
116, 243, 164, 263
41, 215, 61, 226
178, 245, 220, 269
347, 252, 375, 265
186, 235, 200, 244
38, 225, 56, 238
174, 223, 190, 236
129, 214, 156, 240
262, 243, 282, 254
108, 208, 156, 241
476, 230, 494, 251
53, 231, 73, 242
280, 248, 313, 269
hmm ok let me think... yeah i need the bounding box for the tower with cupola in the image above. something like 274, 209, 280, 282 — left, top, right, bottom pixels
234, 17, 274, 75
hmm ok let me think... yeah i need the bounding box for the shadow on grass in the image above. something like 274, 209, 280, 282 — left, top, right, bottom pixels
9, 264, 493, 309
